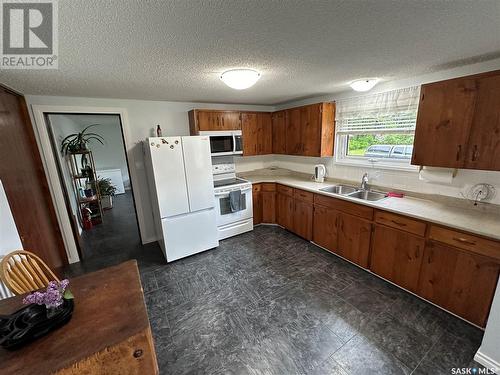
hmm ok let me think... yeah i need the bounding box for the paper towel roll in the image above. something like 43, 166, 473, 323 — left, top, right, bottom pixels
418, 166, 455, 184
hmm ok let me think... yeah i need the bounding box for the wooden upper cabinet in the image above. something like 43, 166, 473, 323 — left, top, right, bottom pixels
241, 113, 259, 156
412, 78, 477, 168
411, 69, 500, 171
258, 112, 273, 154
272, 110, 286, 154
465, 74, 500, 170
285, 107, 302, 155
188, 110, 242, 133
418, 240, 500, 327
285, 102, 335, 157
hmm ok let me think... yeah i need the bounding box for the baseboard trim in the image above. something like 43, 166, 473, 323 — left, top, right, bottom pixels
474, 350, 499, 374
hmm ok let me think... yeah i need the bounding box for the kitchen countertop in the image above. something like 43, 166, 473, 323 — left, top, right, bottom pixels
239, 169, 500, 241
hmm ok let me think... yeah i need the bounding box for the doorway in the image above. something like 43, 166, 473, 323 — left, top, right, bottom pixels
44, 113, 141, 263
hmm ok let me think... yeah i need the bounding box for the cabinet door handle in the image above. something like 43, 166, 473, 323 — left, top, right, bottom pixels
391, 219, 407, 227
221, 117, 225, 128
453, 237, 476, 246
472, 145, 479, 162
415, 245, 420, 259
456, 144, 462, 161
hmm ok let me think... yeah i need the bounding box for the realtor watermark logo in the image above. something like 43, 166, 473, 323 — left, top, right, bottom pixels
0, 0, 58, 69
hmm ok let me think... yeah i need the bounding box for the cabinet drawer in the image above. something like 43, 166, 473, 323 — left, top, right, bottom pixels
261, 183, 276, 192
294, 189, 313, 203
252, 184, 261, 193
313, 194, 373, 220
374, 210, 426, 237
277, 184, 294, 197
429, 226, 500, 261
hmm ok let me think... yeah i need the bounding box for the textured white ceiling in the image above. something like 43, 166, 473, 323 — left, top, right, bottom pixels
2, 0, 500, 105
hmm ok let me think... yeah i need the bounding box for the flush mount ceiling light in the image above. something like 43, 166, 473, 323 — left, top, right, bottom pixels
350, 78, 379, 92
220, 69, 261, 90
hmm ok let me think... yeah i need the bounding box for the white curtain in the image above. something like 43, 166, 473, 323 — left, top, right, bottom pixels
335, 86, 421, 134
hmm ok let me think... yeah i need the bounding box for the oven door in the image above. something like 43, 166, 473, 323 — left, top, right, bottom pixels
214, 186, 252, 226
208, 135, 234, 156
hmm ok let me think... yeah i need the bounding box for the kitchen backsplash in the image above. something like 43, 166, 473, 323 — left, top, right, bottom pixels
234, 154, 500, 206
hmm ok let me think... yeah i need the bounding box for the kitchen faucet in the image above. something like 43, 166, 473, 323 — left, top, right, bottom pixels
360, 173, 369, 191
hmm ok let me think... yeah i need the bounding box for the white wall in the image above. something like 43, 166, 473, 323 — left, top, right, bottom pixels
0, 180, 22, 255
26, 96, 274, 245
236, 58, 500, 205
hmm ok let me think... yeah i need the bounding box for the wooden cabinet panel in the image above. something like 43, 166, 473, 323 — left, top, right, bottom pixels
285, 107, 302, 155
337, 213, 372, 268
374, 210, 426, 237
262, 191, 276, 223
258, 112, 273, 154
261, 183, 276, 192
418, 241, 500, 327
412, 78, 477, 168
276, 193, 294, 230
293, 188, 313, 203
293, 200, 313, 240
189, 110, 242, 133
300, 104, 322, 156
370, 225, 425, 292
313, 194, 373, 220
272, 110, 286, 154
252, 184, 262, 225
242, 113, 259, 156
313, 205, 339, 253
428, 225, 500, 261
465, 74, 500, 170
219, 112, 242, 130
277, 184, 293, 197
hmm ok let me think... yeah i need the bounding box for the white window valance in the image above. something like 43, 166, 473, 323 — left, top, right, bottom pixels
335, 86, 421, 134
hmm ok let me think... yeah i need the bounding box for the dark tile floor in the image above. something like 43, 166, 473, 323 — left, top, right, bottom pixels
67, 222, 485, 375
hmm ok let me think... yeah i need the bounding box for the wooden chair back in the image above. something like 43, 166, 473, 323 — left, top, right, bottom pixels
0, 250, 60, 295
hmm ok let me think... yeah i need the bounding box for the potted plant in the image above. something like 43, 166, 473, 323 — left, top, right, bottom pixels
60, 124, 105, 155
96, 178, 117, 209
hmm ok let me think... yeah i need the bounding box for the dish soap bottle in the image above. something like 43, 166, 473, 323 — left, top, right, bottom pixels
156, 125, 162, 137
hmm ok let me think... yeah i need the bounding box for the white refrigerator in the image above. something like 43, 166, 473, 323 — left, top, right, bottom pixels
145, 136, 219, 262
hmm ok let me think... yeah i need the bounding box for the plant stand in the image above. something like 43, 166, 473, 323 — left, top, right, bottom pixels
67, 150, 103, 228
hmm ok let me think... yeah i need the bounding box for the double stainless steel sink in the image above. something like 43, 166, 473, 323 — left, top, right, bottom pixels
319, 184, 387, 201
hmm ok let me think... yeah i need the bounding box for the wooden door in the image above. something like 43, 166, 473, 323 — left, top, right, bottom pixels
257, 113, 272, 155
465, 74, 500, 170
276, 193, 293, 230
418, 241, 500, 327
337, 213, 372, 268
219, 112, 241, 130
293, 200, 313, 240
285, 107, 302, 155
241, 113, 258, 156
370, 225, 425, 292
197, 111, 219, 131
272, 111, 286, 154
0, 88, 67, 269
252, 185, 262, 225
301, 104, 322, 156
411, 78, 477, 168
262, 191, 276, 223
312, 205, 339, 252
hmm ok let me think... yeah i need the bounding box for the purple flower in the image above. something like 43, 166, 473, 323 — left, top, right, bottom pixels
22, 279, 70, 308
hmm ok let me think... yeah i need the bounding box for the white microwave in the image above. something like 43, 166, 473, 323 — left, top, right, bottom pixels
199, 131, 243, 156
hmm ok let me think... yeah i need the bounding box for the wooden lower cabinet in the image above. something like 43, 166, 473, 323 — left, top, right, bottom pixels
252, 185, 262, 225
262, 192, 276, 223
337, 213, 372, 268
312, 205, 338, 252
417, 241, 500, 327
277, 193, 294, 230
293, 199, 313, 240
370, 225, 425, 292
